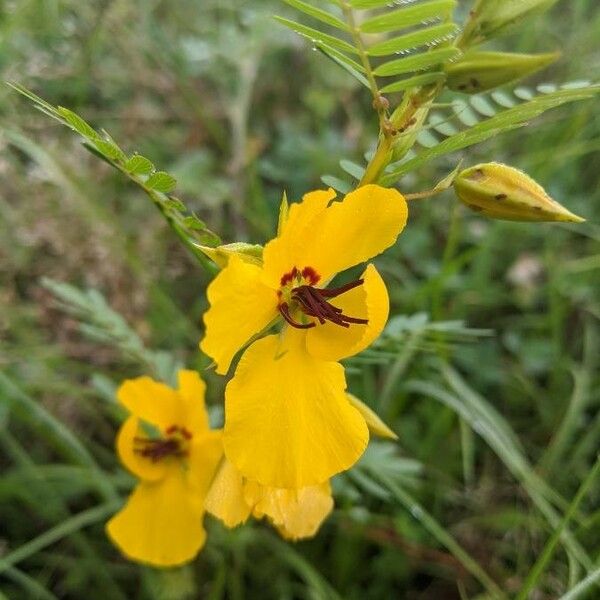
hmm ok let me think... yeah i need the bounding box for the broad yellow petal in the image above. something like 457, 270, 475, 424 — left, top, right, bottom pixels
106, 468, 206, 567
262, 189, 336, 288
347, 394, 397, 440
205, 460, 252, 528
299, 185, 408, 283
305, 264, 389, 361
201, 255, 279, 375
187, 430, 223, 497
224, 331, 369, 488
117, 377, 184, 431
116, 416, 169, 482
177, 370, 209, 434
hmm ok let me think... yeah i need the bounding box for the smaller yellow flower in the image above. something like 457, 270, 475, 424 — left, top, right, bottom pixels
106, 371, 222, 567
205, 460, 333, 541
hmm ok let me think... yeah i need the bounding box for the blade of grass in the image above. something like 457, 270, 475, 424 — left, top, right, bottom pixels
560, 566, 600, 600
0, 501, 120, 574
372, 472, 506, 599
0, 429, 126, 599
1, 566, 59, 600
262, 532, 344, 600
0, 372, 118, 503
517, 455, 600, 599
407, 375, 592, 570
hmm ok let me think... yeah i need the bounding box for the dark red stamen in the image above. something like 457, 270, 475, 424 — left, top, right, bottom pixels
133, 437, 187, 463
318, 278, 364, 298
278, 301, 316, 329
283, 278, 368, 329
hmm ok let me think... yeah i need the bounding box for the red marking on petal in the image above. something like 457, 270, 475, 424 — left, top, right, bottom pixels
301, 266, 320, 285
280, 266, 299, 287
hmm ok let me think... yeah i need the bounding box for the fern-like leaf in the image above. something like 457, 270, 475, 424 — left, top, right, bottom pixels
278, 0, 459, 95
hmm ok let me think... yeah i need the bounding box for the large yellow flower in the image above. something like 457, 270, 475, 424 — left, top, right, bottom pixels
106, 371, 222, 567
205, 460, 333, 541
200, 184, 408, 488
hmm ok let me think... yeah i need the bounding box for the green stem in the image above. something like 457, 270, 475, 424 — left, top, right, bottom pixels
340, 0, 380, 103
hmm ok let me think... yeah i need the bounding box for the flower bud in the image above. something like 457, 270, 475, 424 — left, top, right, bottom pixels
462, 0, 559, 46
445, 51, 559, 94
197, 242, 263, 269
454, 163, 584, 223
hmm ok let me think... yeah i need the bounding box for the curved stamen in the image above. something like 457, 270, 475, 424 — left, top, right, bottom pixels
134, 437, 186, 462
278, 302, 316, 329
319, 278, 364, 298
290, 280, 369, 329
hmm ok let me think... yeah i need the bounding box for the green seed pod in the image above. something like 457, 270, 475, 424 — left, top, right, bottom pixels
454, 163, 585, 223
462, 0, 559, 46
445, 51, 559, 94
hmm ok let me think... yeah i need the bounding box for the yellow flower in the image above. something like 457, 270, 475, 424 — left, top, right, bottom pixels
200, 185, 408, 488
205, 460, 333, 541
106, 371, 222, 567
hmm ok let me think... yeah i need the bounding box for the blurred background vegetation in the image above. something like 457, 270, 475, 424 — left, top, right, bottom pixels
1, 0, 599, 598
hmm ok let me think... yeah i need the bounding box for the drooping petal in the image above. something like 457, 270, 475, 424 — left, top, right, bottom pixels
116, 416, 169, 482
262, 189, 336, 288
224, 331, 369, 488
106, 468, 206, 568
117, 377, 184, 431
177, 370, 209, 434
200, 255, 279, 375
272, 484, 334, 541
305, 264, 389, 361
205, 460, 252, 528
292, 185, 408, 284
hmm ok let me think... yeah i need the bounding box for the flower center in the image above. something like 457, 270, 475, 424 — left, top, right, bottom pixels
134, 425, 192, 463
277, 267, 369, 330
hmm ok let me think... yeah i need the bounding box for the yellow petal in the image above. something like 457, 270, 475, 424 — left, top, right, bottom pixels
177, 370, 209, 434
205, 460, 252, 528
305, 264, 389, 361
262, 189, 336, 288
117, 377, 183, 431
116, 416, 169, 482
224, 330, 369, 488
347, 394, 398, 440
187, 430, 223, 498
106, 469, 206, 568
271, 483, 334, 541
300, 185, 408, 283
243, 480, 333, 539
200, 255, 279, 375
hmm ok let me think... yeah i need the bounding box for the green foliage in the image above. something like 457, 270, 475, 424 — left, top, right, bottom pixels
1, 0, 599, 598
277, 0, 459, 93
8, 82, 221, 268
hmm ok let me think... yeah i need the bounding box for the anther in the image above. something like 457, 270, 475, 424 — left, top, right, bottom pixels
289, 279, 369, 329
